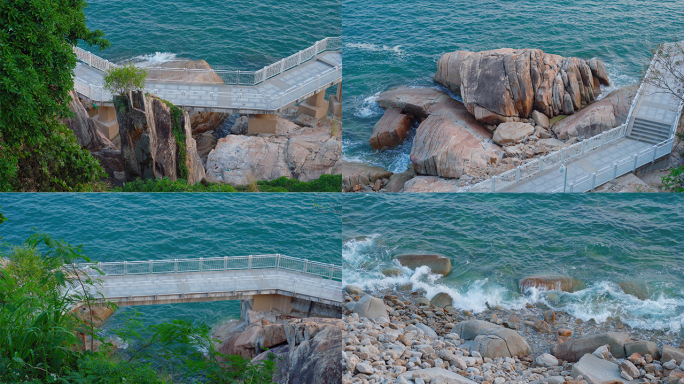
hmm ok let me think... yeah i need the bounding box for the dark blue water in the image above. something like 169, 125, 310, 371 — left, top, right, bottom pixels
342, 0, 684, 172
343, 194, 684, 334
81, 0, 341, 70
0, 193, 341, 327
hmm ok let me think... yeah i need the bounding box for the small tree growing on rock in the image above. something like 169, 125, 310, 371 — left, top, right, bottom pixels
103, 64, 148, 97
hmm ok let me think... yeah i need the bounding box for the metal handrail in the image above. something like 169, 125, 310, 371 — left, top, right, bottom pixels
73, 36, 341, 86
79, 254, 342, 281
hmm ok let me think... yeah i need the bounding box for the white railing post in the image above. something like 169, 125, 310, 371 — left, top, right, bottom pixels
581, 140, 585, 155
591, 173, 596, 191
600, 132, 605, 147
303, 260, 308, 274
174, 259, 178, 273
633, 155, 638, 172
560, 148, 565, 163
224, 256, 227, 270
248, 255, 252, 269
149, 260, 153, 274
569, 182, 574, 193
491, 177, 495, 193
329, 264, 334, 279
199, 257, 203, 272
276, 254, 281, 269
613, 163, 618, 179
515, 168, 520, 182
652, 145, 657, 164
124, 261, 127, 275
317, 75, 320, 90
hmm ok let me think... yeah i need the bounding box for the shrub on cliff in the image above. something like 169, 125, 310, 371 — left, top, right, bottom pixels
103, 64, 148, 97
0, 0, 110, 191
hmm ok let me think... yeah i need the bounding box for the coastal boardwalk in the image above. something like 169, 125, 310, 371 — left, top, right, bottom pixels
73, 37, 342, 115
467, 41, 684, 193
78, 255, 343, 315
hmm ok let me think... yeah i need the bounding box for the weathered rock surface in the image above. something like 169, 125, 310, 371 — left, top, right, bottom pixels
115, 91, 205, 184
340, 161, 393, 192
493, 122, 535, 145
376, 87, 453, 118
353, 295, 389, 321
400, 367, 478, 384
230, 116, 249, 135
430, 292, 454, 308
369, 108, 414, 150
90, 149, 124, 180
571, 353, 627, 384
550, 332, 631, 362
190, 111, 228, 135
553, 85, 638, 140
195, 131, 217, 164
625, 340, 659, 359
278, 323, 342, 384
519, 276, 585, 293
663, 345, 684, 365
395, 254, 452, 276
455, 320, 531, 358
63, 91, 111, 150
382, 168, 416, 192
435, 48, 610, 125
402, 175, 462, 192
205, 122, 341, 185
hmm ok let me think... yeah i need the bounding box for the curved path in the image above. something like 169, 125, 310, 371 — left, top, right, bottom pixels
77, 255, 343, 308
73, 37, 342, 115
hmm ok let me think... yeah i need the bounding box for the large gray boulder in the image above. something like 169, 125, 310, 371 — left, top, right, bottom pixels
353, 295, 388, 321
571, 353, 630, 384
63, 91, 111, 150
493, 122, 535, 145
434, 48, 610, 125
550, 332, 632, 362
455, 320, 531, 358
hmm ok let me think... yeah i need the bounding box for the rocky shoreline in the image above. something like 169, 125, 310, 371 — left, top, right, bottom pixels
343, 283, 684, 384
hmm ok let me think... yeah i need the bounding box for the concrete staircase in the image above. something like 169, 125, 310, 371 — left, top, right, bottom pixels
628, 118, 672, 144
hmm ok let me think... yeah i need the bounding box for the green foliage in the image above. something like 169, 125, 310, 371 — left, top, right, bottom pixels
0, 229, 279, 383
255, 174, 342, 192
661, 165, 684, 192
102, 64, 148, 96
112, 174, 342, 192
0, 0, 109, 191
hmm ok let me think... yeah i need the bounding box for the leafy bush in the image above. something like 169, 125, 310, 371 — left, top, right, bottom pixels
113, 174, 342, 192
0, 0, 109, 191
103, 64, 148, 96
661, 165, 684, 192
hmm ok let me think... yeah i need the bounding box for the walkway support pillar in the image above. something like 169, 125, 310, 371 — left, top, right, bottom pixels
328, 83, 342, 118
248, 114, 277, 135
297, 90, 329, 119
93, 105, 119, 140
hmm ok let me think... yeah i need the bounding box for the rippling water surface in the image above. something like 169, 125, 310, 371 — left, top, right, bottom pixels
81, 0, 340, 70
342, 0, 684, 171
343, 194, 684, 335
1, 194, 341, 328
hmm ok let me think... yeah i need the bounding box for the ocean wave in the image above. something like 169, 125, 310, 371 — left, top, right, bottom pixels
131, 52, 179, 66
354, 92, 383, 118
345, 43, 404, 55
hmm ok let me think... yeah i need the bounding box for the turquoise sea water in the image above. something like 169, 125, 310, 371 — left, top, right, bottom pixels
0, 194, 341, 329
342, 0, 684, 172
81, 0, 341, 70
343, 194, 684, 335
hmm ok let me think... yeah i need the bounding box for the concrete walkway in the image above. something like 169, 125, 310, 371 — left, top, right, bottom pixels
504, 138, 654, 192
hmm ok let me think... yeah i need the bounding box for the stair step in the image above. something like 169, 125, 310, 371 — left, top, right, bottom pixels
628, 133, 667, 145
632, 123, 671, 134
633, 118, 671, 130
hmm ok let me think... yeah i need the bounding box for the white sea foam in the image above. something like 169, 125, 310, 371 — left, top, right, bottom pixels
131, 52, 179, 67
345, 43, 404, 55
342, 234, 381, 265
355, 92, 383, 118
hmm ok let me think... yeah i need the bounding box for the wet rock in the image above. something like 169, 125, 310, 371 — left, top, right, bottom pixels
551, 332, 631, 362
544, 310, 556, 323
395, 254, 452, 276
369, 108, 413, 149
493, 122, 535, 145
430, 293, 453, 308
340, 161, 393, 192
345, 285, 364, 295
434, 48, 609, 124
519, 275, 585, 293
383, 168, 416, 192
353, 295, 388, 321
